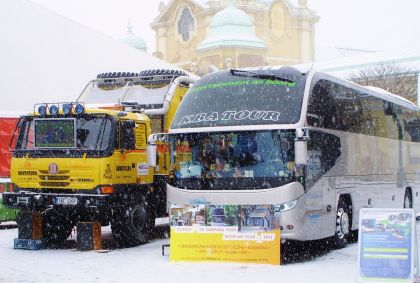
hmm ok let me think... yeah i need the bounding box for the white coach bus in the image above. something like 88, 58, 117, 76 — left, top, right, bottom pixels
164, 66, 420, 248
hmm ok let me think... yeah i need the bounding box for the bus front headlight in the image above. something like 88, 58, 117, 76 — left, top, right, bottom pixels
275, 199, 298, 212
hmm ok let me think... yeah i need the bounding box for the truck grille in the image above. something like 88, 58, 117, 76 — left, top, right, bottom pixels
38, 170, 71, 188
39, 175, 70, 181
39, 181, 70, 187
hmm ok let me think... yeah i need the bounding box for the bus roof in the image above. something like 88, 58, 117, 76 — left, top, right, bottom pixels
241, 66, 417, 111
314, 71, 419, 111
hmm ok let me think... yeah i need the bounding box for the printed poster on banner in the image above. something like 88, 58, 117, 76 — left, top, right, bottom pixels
170, 204, 281, 265
358, 208, 416, 283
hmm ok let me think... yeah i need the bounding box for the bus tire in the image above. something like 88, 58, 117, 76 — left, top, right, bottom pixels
333, 198, 351, 249
404, 189, 413, 208
42, 209, 75, 246
111, 194, 150, 247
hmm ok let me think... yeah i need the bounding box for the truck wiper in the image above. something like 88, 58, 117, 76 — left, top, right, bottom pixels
230, 69, 294, 83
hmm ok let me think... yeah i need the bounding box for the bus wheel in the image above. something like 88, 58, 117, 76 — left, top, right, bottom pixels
112, 195, 150, 247
42, 209, 75, 246
334, 199, 351, 249
404, 189, 413, 208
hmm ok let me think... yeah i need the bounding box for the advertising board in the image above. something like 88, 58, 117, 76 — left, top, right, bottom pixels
170, 204, 281, 265
358, 208, 416, 282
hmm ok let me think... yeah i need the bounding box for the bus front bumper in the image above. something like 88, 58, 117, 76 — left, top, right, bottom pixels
167, 182, 310, 241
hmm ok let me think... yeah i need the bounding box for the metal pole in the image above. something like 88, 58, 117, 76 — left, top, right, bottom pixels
417, 73, 420, 107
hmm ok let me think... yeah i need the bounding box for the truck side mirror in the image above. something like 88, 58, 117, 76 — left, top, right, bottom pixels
294, 128, 308, 165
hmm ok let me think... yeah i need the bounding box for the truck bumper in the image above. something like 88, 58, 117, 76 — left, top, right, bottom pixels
2, 191, 110, 210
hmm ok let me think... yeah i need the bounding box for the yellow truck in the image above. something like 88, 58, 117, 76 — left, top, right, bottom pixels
3, 70, 195, 247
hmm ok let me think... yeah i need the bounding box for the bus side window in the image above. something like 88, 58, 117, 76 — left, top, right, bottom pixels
306, 131, 341, 188
404, 109, 420, 142
333, 85, 363, 133
307, 80, 333, 128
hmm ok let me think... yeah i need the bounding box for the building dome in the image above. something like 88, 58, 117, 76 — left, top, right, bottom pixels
197, 5, 266, 51
121, 21, 148, 52
211, 5, 252, 27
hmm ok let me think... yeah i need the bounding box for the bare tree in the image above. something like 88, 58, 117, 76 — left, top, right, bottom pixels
349, 64, 417, 104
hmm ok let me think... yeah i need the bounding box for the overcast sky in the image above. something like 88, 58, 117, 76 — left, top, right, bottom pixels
30, 0, 420, 59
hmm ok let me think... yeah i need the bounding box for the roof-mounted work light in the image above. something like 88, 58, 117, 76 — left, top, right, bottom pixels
38, 105, 47, 116
49, 105, 59, 116
75, 103, 85, 115
62, 104, 73, 115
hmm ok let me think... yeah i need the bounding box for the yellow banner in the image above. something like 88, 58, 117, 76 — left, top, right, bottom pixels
170, 226, 281, 265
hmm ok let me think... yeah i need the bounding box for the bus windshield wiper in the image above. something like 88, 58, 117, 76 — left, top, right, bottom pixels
230, 69, 294, 83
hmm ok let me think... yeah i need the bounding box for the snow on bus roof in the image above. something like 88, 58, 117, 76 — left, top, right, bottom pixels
238, 65, 309, 74
364, 86, 417, 108
316, 71, 419, 111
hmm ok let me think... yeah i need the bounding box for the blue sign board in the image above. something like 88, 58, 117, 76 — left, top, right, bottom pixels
358, 208, 416, 283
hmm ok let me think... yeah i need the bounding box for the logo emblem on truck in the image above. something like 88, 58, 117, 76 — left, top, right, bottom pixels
48, 163, 59, 175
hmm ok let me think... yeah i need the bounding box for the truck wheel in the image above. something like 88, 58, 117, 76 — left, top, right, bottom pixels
111, 195, 150, 247
97, 72, 139, 79
139, 69, 187, 77
333, 198, 351, 249
42, 209, 75, 245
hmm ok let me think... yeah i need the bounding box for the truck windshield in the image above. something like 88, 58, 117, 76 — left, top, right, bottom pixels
15, 115, 114, 153
171, 67, 306, 129
169, 130, 295, 190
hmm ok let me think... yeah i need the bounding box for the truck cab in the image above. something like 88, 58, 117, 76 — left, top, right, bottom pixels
3, 70, 196, 247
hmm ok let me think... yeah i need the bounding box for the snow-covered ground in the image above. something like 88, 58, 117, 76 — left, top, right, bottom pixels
1, 221, 419, 283
0, 225, 359, 283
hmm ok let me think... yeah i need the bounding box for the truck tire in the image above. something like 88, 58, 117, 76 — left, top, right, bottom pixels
139, 69, 187, 77
111, 194, 150, 247
42, 209, 75, 245
97, 72, 139, 79
97, 69, 187, 79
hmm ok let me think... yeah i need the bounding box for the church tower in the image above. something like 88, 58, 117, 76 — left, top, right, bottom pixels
150, 0, 319, 75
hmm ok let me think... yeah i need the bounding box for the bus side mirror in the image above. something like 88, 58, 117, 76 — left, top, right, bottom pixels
147, 133, 166, 167
294, 128, 308, 165
147, 143, 157, 167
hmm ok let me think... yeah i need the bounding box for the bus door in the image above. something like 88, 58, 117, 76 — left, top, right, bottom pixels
305, 130, 342, 238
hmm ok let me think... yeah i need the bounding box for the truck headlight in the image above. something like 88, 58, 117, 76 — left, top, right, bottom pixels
49, 105, 59, 116
275, 199, 298, 212
38, 105, 47, 116
75, 104, 85, 115
62, 103, 73, 115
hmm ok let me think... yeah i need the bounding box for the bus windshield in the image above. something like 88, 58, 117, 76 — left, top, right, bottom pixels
171, 67, 306, 129
169, 130, 296, 190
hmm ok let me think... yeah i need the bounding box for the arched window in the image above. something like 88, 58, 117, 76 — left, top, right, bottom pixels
269, 3, 285, 38
178, 7, 195, 42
